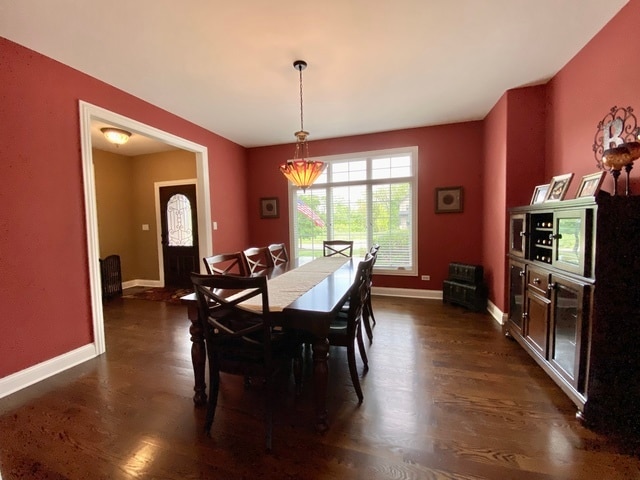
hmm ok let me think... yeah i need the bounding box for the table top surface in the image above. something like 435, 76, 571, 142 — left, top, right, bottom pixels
181, 256, 359, 335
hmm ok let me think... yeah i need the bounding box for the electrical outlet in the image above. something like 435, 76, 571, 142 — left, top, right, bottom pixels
421, 275, 430, 281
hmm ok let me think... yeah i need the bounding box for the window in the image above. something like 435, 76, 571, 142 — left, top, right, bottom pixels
289, 146, 418, 275
166, 193, 194, 246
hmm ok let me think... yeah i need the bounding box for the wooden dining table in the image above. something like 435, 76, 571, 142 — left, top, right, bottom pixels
180, 256, 358, 432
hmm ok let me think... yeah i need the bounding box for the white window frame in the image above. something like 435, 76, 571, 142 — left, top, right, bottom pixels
287, 146, 418, 276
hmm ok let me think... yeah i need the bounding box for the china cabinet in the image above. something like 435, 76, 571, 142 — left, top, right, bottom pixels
506, 192, 640, 435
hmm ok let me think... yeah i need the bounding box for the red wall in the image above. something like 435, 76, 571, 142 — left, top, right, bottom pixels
0, 37, 249, 379
545, 0, 640, 196
247, 122, 485, 291
482, 94, 509, 311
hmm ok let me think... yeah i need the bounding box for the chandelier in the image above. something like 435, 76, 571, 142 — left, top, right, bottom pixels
279, 60, 326, 191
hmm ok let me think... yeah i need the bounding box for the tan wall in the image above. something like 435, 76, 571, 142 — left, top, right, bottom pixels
93, 150, 136, 281
93, 148, 197, 283
131, 150, 197, 281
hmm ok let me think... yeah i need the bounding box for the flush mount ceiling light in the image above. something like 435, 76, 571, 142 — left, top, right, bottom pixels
279, 60, 326, 192
101, 127, 132, 146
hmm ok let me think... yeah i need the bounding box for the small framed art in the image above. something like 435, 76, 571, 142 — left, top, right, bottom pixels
260, 197, 279, 219
544, 173, 574, 202
575, 171, 606, 198
435, 186, 463, 213
530, 184, 549, 205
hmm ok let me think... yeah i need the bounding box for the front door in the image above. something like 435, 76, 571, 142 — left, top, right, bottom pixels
159, 184, 199, 288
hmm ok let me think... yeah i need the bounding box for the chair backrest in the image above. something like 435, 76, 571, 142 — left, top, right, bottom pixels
203, 252, 247, 276
190, 273, 273, 362
242, 246, 274, 275
346, 254, 375, 326
268, 243, 289, 266
323, 240, 354, 257
368, 244, 380, 268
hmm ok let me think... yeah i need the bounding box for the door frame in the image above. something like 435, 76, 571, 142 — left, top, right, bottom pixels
79, 101, 212, 355
155, 179, 199, 287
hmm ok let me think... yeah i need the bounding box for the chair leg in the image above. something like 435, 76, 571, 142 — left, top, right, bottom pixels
264, 372, 275, 453
368, 295, 376, 326
293, 344, 303, 396
347, 341, 364, 403
363, 302, 374, 344
205, 368, 220, 436
356, 322, 369, 372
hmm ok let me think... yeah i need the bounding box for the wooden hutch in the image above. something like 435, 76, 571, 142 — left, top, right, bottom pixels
506, 192, 640, 435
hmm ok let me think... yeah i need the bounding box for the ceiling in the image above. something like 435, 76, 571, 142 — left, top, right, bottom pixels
0, 0, 629, 153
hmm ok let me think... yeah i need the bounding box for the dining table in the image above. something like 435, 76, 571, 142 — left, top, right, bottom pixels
180, 255, 358, 432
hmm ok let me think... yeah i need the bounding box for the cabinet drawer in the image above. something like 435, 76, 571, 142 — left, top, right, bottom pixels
527, 267, 549, 297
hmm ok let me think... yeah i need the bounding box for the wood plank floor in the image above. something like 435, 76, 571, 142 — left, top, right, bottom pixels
1, 296, 639, 479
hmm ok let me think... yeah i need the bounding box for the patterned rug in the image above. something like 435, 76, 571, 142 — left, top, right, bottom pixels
122, 287, 192, 304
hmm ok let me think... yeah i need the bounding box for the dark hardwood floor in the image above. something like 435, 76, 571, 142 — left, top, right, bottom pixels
1, 296, 639, 479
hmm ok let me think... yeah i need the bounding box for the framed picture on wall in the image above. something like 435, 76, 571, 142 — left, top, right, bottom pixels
435, 186, 463, 213
544, 173, 574, 202
575, 171, 606, 198
530, 184, 549, 205
260, 197, 279, 219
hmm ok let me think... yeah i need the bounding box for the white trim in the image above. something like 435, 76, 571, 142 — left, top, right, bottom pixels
487, 300, 506, 325
79, 101, 212, 358
372, 286, 442, 300
122, 279, 164, 289
0, 344, 96, 399
288, 146, 419, 276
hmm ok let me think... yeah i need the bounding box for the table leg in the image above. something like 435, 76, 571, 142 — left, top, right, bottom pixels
187, 304, 207, 406
312, 337, 330, 433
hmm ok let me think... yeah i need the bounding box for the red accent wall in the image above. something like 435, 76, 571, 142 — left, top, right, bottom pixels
483, 86, 547, 312
546, 0, 640, 196
0, 37, 249, 379
247, 122, 485, 291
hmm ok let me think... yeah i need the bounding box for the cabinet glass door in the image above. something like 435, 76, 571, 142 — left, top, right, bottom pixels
552, 209, 591, 276
509, 214, 527, 257
550, 277, 588, 391
508, 261, 525, 332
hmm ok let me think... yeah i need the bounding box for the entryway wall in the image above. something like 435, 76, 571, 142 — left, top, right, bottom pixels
93, 148, 196, 285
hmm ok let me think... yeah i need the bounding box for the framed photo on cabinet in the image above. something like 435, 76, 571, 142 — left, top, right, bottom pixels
575, 171, 606, 198
530, 184, 549, 205
260, 197, 279, 219
544, 173, 574, 202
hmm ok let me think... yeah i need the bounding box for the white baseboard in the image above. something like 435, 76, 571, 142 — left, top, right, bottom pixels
487, 299, 507, 325
121, 279, 163, 289
372, 286, 442, 300
0, 344, 98, 400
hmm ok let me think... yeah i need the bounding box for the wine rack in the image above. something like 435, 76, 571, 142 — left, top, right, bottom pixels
530, 213, 553, 264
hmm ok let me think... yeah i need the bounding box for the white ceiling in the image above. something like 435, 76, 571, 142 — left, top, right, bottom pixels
0, 0, 629, 152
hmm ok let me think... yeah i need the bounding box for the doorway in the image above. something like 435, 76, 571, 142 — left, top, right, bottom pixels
159, 183, 199, 288
80, 101, 213, 355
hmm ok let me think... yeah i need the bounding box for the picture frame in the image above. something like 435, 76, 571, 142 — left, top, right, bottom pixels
530, 184, 549, 205
544, 173, 574, 202
435, 186, 463, 213
259, 197, 279, 219
575, 171, 606, 198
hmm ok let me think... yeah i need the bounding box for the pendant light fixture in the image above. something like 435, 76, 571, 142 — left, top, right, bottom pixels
279, 60, 326, 191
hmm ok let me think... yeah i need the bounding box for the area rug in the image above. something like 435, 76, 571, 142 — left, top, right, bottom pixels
123, 287, 192, 304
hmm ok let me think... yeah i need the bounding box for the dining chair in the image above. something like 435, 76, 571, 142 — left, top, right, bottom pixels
323, 240, 354, 257
203, 252, 248, 276
362, 244, 380, 342
327, 254, 375, 403
191, 272, 302, 452
242, 247, 274, 275
267, 243, 289, 266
